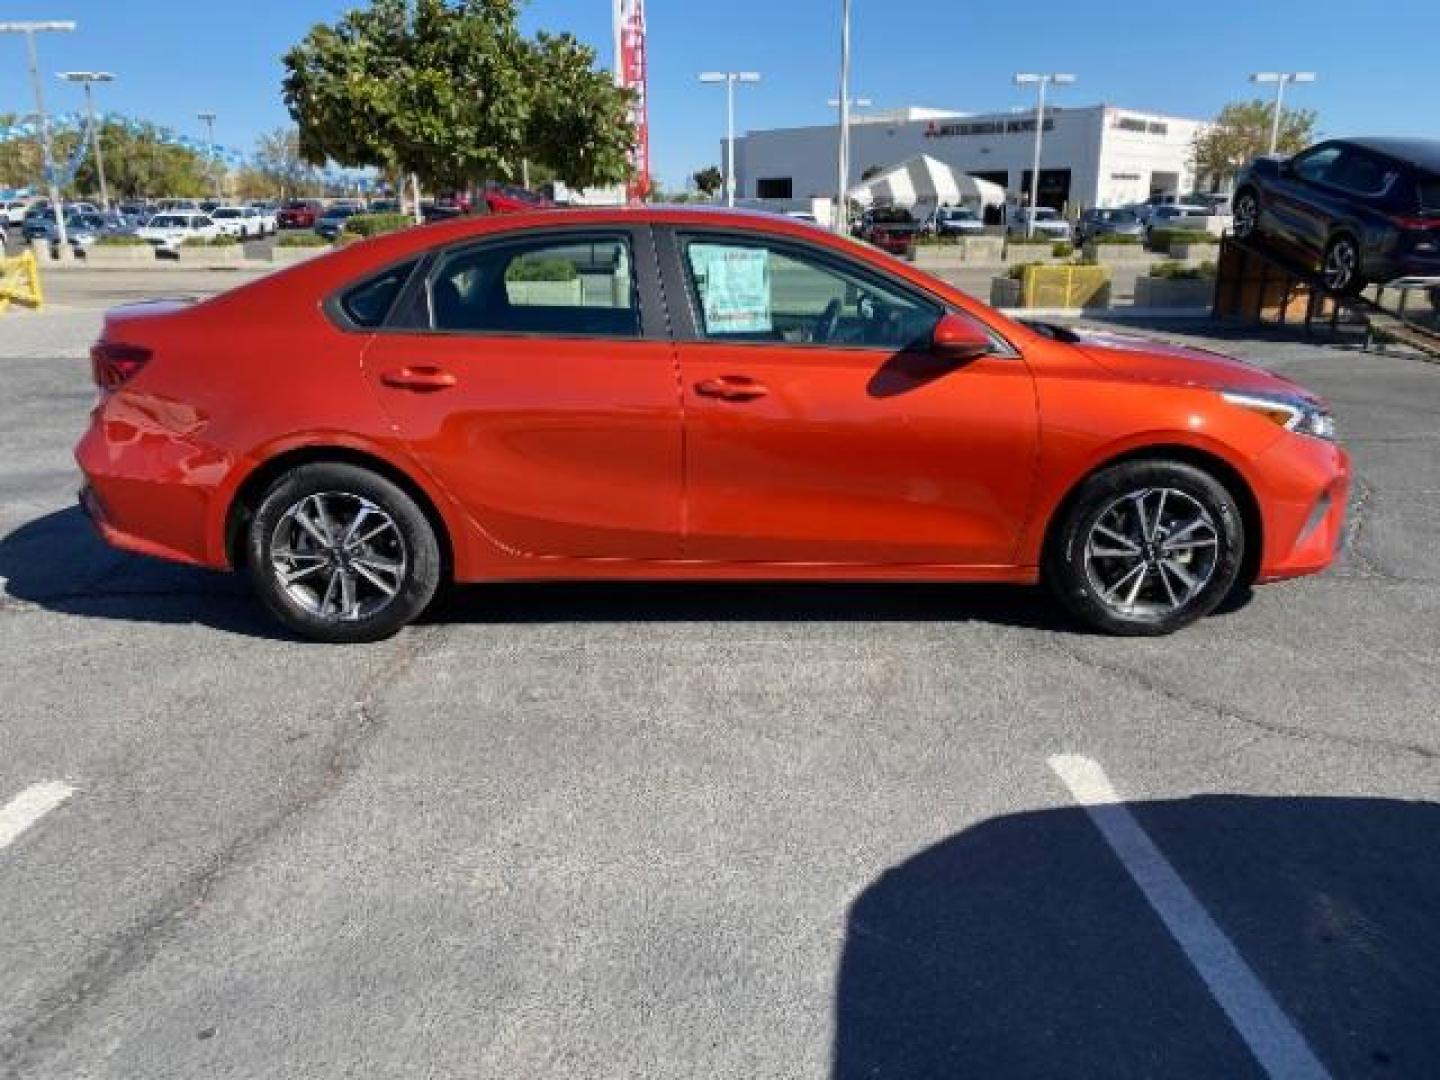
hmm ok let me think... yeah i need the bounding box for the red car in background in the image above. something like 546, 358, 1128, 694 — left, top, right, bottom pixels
277, 200, 324, 229
858, 206, 921, 258
483, 184, 555, 214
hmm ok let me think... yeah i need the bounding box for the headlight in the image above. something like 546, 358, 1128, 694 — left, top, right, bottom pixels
1221, 390, 1336, 441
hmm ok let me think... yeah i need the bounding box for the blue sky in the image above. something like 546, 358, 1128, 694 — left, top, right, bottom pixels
3, 0, 1437, 189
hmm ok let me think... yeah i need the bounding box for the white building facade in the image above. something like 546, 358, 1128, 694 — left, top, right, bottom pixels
728, 104, 1208, 214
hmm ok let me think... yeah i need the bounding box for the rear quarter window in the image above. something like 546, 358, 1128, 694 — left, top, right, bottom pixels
338, 260, 420, 329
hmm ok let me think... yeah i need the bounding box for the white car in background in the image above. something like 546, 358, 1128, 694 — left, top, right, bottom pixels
248, 202, 279, 235
136, 212, 219, 253
1006, 206, 1073, 241
2, 199, 35, 226
209, 205, 266, 239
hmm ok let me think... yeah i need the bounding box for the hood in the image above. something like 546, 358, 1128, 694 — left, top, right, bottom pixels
1070, 328, 1321, 402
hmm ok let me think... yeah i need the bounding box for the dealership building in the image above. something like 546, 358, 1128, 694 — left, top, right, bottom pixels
728, 104, 1210, 213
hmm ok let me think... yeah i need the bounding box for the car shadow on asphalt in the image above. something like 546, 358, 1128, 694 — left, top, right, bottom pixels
2, 507, 1252, 637
833, 794, 1440, 1079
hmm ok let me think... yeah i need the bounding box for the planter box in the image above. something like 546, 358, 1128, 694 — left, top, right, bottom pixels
84, 244, 155, 265
1170, 241, 1221, 261
177, 244, 244, 264
992, 264, 1112, 309
1004, 242, 1053, 264
1134, 275, 1214, 307
268, 244, 330, 265
989, 276, 1022, 307
1082, 241, 1150, 265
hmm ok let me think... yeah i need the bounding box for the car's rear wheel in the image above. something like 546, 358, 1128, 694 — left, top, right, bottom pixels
1322, 234, 1363, 295
1045, 460, 1245, 636
1232, 189, 1260, 240
247, 463, 441, 643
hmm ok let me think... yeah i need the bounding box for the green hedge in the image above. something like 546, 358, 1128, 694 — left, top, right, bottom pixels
1088, 233, 1142, 246
181, 234, 238, 247
1051, 241, 1074, 258
506, 256, 577, 282
1151, 259, 1217, 280
342, 212, 413, 238
94, 234, 148, 246
1149, 228, 1216, 251
276, 231, 331, 248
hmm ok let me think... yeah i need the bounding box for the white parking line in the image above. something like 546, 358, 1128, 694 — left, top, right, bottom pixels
1047, 754, 1330, 1080
0, 781, 75, 852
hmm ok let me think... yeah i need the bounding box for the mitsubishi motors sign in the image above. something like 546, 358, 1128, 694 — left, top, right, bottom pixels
614, 0, 651, 202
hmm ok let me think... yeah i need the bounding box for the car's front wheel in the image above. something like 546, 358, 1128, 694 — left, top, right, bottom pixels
247, 463, 441, 643
1045, 460, 1245, 636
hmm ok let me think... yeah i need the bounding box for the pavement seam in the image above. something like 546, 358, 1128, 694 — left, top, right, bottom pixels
0, 624, 445, 1078
1044, 636, 1440, 764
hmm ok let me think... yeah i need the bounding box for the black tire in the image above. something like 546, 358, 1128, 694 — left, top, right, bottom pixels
1044, 460, 1245, 636
247, 462, 441, 643
1232, 187, 1260, 240
1321, 233, 1364, 295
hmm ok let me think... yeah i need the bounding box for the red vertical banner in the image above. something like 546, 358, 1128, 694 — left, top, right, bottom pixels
615, 0, 651, 202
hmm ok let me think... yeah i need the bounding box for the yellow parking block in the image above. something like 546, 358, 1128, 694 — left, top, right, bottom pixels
0, 250, 44, 314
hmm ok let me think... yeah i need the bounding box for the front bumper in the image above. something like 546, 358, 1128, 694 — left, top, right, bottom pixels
1254, 435, 1352, 582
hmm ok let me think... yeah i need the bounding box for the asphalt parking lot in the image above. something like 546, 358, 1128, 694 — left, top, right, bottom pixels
1, 287, 1438, 1078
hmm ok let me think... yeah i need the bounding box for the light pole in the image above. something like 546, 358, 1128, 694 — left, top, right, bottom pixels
197, 111, 218, 200
1013, 72, 1074, 238
1, 21, 77, 251
698, 71, 760, 207
59, 71, 114, 211
1250, 72, 1316, 154
827, 91, 870, 214
834, 0, 852, 232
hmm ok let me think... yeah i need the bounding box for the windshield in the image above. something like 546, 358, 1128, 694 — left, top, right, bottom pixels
1029, 208, 1058, 220
214, 210, 240, 218
941, 208, 976, 220
1098, 209, 1136, 222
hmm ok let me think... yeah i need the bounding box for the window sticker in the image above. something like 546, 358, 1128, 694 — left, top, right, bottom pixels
689, 244, 772, 334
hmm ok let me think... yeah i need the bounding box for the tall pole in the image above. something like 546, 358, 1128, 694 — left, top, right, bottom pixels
1026, 78, 1046, 240
1267, 79, 1286, 155
2, 22, 77, 250
61, 73, 115, 211
198, 111, 218, 200
700, 72, 759, 208
836, 0, 852, 232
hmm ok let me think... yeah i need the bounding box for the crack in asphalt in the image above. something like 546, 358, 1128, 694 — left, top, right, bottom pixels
0, 624, 445, 1079
1045, 636, 1440, 765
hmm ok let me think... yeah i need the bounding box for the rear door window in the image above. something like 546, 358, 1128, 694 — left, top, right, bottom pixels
428, 235, 639, 338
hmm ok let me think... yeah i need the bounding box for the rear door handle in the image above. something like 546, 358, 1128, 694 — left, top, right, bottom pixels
380, 365, 457, 392
695, 376, 768, 402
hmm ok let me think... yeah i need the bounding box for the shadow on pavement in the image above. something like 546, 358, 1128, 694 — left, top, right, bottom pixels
834, 795, 1440, 1079
3, 507, 1252, 636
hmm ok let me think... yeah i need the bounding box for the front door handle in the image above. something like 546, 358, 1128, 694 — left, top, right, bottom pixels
380, 365, 457, 392
695, 376, 768, 402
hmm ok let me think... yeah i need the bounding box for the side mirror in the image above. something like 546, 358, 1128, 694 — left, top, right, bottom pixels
930, 312, 992, 362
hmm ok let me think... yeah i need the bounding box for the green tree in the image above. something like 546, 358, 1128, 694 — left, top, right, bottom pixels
252, 127, 323, 198
692, 165, 722, 197
1, 116, 210, 198
282, 0, 636, 192
1191, 99, 1318, 188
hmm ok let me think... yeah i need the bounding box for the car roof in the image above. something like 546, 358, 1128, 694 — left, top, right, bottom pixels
1340, 137, 1440, 173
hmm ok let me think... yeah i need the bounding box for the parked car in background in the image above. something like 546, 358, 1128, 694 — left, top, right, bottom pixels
249, 202, 279, 235
930, 206, 987, 237
859, 206, 921, 256
1144, 204, 1212, 243
315, 206, 362, 241
74, 206, 1348, 643
368, 199, 400, 214
1076, 207, 1143, 244
278, 200, 324, 229
2, 199, 34, 226
210, 206, 266, 239
135, 212, 219, 253
481, 185, 554, 216
1006, 207, 1073, 241
156, 199, 201, 213
66, 212, 134, 255
1233, 137, 1440, 294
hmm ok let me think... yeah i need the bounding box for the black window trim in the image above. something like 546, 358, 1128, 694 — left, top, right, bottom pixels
654, 224, 1018, 358
323, 253, 426, 333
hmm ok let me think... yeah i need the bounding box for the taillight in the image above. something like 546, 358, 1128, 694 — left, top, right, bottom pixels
90, 342, 151, 391
1392, 216, 1440, 231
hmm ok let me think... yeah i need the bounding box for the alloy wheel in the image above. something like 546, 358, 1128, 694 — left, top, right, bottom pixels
1323, 238, 1358, 292
269, 492, 408, 623
1082, 487, 1219, 618
1233, 194, 1258, 239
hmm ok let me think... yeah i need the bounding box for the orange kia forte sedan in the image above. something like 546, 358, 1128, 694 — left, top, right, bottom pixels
75, 207, 1349, 642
